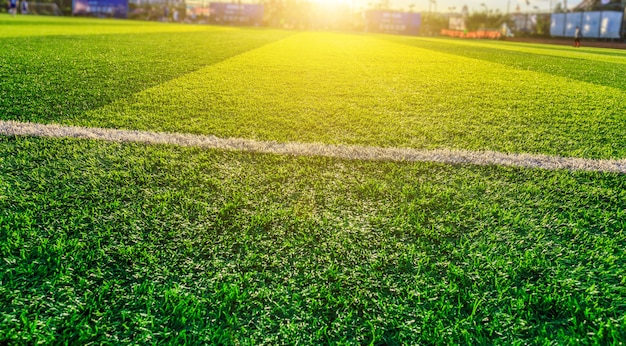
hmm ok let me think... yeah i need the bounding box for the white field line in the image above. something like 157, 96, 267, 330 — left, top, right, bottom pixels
1, 120, 626, 173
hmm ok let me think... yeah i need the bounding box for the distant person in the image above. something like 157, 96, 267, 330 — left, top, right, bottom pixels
20, 0, 27, 14
574, 26, 582, 48
9, 0, 17, 15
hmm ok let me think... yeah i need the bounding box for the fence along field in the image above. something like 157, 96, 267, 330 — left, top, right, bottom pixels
0, 15, 625, 344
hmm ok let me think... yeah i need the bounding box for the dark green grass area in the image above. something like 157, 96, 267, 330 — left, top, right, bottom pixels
0, 27, 291, 123
1, 137, 624, 344
388, 36, 626, 91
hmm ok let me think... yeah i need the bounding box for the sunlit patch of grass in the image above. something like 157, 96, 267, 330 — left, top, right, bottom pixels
2, 18, 626, 159
77, 32, 626, 159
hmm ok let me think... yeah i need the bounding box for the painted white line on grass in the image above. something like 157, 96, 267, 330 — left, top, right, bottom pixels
2, 120, 626, 173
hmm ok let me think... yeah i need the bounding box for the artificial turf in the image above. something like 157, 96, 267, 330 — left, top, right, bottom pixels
3, 17, 626, 158
1, 15, 625, 344
1, 136, 625, 344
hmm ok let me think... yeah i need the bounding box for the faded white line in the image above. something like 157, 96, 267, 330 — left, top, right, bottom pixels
1, 120, 625, 173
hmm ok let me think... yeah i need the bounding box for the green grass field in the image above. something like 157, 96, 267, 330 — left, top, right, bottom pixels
1, 15, 625, 344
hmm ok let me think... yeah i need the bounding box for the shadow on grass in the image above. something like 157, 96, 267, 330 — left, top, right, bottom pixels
386, 36, 626, 91
0, 29, 293, 123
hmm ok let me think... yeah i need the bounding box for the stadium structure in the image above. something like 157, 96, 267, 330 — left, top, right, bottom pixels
549, 0, 626, 39
9, 0, 625, 41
